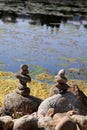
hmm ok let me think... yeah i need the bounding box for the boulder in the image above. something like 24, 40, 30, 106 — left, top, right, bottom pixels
4, 92, 42, 116
38, 92, 87, 116
68, 83, 87, 109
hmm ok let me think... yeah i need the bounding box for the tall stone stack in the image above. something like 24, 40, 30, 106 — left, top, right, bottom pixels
15, 64, 31, 97
3, 64, 42, 116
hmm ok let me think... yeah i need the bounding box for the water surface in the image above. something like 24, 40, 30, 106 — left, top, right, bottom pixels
0, 13, 87, 80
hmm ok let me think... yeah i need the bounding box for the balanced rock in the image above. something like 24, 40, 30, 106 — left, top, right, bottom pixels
15, 64, 31, 97
50, 69, 69, 95
4, 92, 42, 116
38, 92, 87, 116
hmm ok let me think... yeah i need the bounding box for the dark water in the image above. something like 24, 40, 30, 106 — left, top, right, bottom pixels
0, 12, 87, 80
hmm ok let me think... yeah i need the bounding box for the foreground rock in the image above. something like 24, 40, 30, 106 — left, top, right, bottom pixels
55, 116, 77, 130
4, 92, 42, 116
0, 115, 13, 130
38, 91, 87, 116
13, 114, 38, 130
71, 114, 87, 130
0, 111, 87, 130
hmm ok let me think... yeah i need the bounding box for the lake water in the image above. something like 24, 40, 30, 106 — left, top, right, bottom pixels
0, 13, 87, 80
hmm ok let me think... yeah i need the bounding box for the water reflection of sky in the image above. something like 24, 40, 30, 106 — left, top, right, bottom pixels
0, 17, 87, 80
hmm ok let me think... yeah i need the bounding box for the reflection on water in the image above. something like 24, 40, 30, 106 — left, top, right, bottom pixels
0, 11, 87, 28
0, 12, 87, 80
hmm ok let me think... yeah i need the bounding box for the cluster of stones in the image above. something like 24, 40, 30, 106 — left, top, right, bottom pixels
3, 64, 42, 116
0, 108, 87, 130
0, 66, 87, 130
15, 64, 31, 97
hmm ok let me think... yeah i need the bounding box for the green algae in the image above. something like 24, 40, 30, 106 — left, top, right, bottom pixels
57, 63, 70, 67
30, 64, 47, 75
59, 57, 87, 63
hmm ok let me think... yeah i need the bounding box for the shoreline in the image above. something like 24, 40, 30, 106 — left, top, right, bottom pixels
0, 70, 87, 106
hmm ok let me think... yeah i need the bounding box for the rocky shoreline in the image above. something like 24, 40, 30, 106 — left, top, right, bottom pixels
0, 0, 86, 19
0, 66, 87, 130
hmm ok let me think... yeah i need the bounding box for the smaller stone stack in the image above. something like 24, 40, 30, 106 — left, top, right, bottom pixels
15, 64, 31, 97
50, 69, 69, 96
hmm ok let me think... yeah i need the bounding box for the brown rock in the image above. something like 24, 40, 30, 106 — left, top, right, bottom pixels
50, 69, 69, 95
68, 83, 87, 110
15, 64, 31, 97
4, 92, 42, 116
55, 116, 77, 130
13, 114, 38, 130
71, 114, 87, 130
0, 115, 13, 130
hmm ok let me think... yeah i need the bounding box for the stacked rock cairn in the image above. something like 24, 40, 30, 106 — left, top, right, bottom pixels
50, 69, 69, 96
55, 69, 69, 94
15, 64, 31, 97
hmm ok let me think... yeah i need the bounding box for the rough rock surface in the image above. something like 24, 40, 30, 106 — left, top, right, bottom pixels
71, 114, 87, 130
38, 91, 87, 116
4, 92, 42, 115
0, 115, 13, 130
55, 116, 77, 130
13, 114, 38, 130
68, 83, 87, 109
